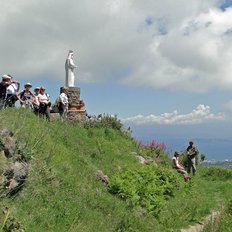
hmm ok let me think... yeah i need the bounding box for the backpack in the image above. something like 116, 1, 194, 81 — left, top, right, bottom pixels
54, 97, 63, 113
19, 90, 33, 100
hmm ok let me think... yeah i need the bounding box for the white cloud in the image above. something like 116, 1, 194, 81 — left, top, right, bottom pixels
0, 0, 232, 92
122, 104, 224, 125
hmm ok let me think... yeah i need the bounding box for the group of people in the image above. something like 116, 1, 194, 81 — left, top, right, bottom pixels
0, 74, 69, 121
172, 141, 199, 180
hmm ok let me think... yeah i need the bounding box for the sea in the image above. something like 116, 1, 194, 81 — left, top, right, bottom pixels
162, 138, 232, 161
132, 136, 232, 161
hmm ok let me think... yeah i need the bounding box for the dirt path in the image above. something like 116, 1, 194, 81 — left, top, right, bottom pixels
180, 211, 221, 232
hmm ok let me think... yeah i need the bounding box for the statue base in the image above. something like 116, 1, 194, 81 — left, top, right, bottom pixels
67, 110, 86, 123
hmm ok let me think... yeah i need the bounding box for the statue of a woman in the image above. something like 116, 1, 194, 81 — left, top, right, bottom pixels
65, 50, 77, 87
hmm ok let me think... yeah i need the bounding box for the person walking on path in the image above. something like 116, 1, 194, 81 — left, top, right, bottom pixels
186, 141, 199, 175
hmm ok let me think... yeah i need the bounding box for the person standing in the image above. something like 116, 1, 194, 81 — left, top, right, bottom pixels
32, 87, 40, 115
0, 75, 11, 109
5, 75, 20, 107
38, 86, 51, 121
18, 83, 35, 109
186, 141, 199, 175
59, 87, 69, 121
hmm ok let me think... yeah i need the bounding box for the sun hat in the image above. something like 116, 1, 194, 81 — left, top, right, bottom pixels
2, 74, 11, 80
40, 86, 46, 90
34, 87, 40, 91
7, 74, 13, 79
24, 82, 32, 88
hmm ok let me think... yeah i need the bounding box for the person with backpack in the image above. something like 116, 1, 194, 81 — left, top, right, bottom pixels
0, 75, 11, 109
5, 75, 20, 107
18, 83, 35, 109
58, 87, 69, 121
38, 86, 51, 121
186, 141, 199, 175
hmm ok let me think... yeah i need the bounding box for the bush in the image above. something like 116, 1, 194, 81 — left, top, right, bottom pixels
84, 114, 123, 131
108, 165, 181, 217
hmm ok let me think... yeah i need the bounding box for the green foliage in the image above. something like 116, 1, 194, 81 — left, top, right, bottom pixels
203, 197, 232, 232
201, 167, 232, 181
1, 207, 25, 232
109, 165, 181, 217
84, 114, 123, 131
200, 154, 206, 162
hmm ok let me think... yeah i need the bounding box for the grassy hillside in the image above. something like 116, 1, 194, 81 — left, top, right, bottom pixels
0, 108, 232, 232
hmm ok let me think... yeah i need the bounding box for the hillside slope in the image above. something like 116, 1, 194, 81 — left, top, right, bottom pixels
0, 108, 232, 232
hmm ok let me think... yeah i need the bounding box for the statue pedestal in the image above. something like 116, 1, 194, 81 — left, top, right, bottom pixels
61, 86, 87, 123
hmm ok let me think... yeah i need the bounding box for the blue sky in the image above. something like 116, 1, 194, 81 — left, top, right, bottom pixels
1, 0, 232, 159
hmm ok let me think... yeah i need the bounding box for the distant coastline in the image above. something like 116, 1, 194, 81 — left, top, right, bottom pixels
201, 160, 232, 169
133, 135, 232, 161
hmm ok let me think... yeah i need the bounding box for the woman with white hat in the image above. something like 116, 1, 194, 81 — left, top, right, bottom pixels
32, 87, 40, 115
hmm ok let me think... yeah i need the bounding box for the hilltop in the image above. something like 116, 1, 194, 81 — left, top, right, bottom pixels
0, 108, 232, 232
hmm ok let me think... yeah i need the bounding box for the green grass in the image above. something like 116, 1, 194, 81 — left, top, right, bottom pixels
0, 108, 232, 231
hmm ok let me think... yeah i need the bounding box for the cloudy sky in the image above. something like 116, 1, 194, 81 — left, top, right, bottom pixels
1, 0, 232, 158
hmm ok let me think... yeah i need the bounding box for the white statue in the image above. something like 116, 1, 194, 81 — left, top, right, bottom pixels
65, 50, 77, 87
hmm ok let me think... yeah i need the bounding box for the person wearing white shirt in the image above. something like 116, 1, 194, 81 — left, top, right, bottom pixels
172, 152, 188, 176
32, 87, 40, 115
5, 75, 20, 107
38, 87, 51, 120
59, 87, 69, 121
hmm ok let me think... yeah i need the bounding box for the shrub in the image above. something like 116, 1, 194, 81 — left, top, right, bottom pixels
108, 165, 181, 217
84, 114, 123, 131
134, 139, 167, 159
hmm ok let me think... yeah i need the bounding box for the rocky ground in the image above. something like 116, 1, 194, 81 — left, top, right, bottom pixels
0, 128, 28, 197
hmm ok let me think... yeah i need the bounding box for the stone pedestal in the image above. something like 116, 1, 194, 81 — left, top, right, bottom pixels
60, 86, 86, 123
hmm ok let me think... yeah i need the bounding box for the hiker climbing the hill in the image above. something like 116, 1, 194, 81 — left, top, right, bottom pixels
0, 75, 11, 109
186, 141, 199, 175
38, 86, 51, 121
5, 75, 20, 108
58, 87, 69, 121
18, 83, 35, 109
